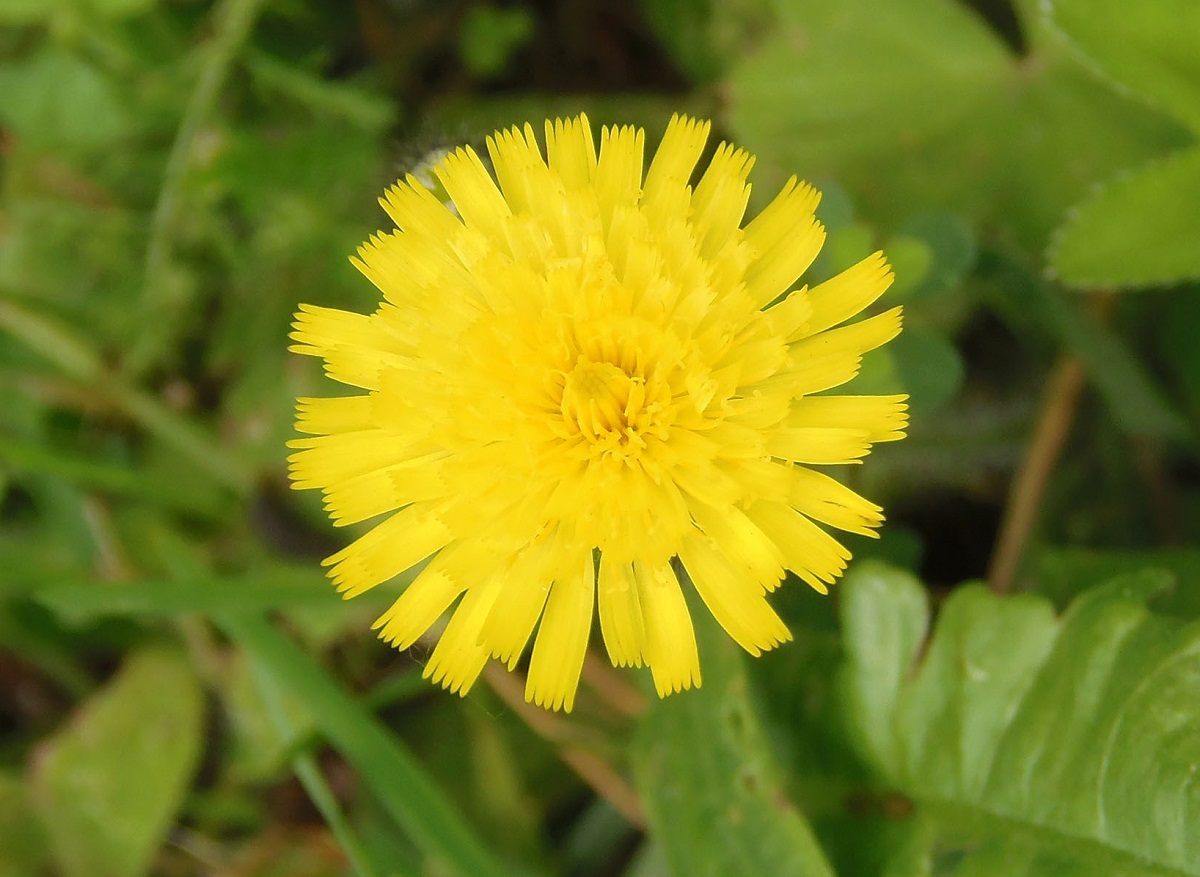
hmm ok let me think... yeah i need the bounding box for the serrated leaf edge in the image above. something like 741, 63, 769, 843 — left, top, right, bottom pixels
1045, 145, 1200, 288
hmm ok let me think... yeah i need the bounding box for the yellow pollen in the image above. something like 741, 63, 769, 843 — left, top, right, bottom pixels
562, 359, 638, 439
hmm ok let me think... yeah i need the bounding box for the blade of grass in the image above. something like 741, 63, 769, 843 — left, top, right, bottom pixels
216, 613, 511, 877
34, 570, 340, 620
1044, 291, 1189, 439
0, 433, 226, 518
129, 0, 266, 375
0, 298, 252, 493
250, 660, 388, 877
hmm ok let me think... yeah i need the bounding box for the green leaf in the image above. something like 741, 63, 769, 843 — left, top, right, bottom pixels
1049, 148, 1200, 287
1048, 0, 1200, 133
457, 4, 536, 78
84, 0, 159, 17
850, 326, 964, 414
34, 569, 341, 622
727, 0, 1189, 251
891, 326, 965, 413
0, 299, 252, 493
840, 564, 1200, 875
30, 647, 204, 877
835, 563, 928, 775
0, 772, 51, 877
0, 434, 226, 519
0, 0, 52, 23
899, 212, 977, 303
216, 613, 512, 877
1037, 547, 1200, 615
638, 0, 773, 83
735, 0, 1010, 169
0, 48, 130, 148
243, 50, 394, 131
632, 609, 835, 877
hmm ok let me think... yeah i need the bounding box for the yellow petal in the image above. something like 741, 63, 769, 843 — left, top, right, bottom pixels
594, 124, 645, 223
373, 543, 479, 649
294, 395, 374, 436
802, 251, 894, 338
597, 556, 646, 668
759, 351, 864, 399
322, 505, 453, 598
677, 534, 792, 655
743, 176, 821, 257
525, 550, 595, 712
789, 466, 885, 537
480, 537, 557, 668
790, 306, 903, 362
286, 430, 433, 491
321, 453, 447, 527
634, 560, 700, 696
642, 114, 710, 225
688, 502, 785, 590
289, 305, 407, 389
691, 141, 754, 258
424, 575, 505, 696
434, 145, 511, 240
786, 394, 909, 444
379, 176, 462, 240
745, 502, 852, 593
487, 123, 555, 216
767, 427, 872, 465
762, 286, 813, 342
743, 215, 826, 309
544, 114, 598, 191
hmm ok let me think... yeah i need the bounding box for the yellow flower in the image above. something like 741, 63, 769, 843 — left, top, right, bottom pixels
288, 115, 906, 711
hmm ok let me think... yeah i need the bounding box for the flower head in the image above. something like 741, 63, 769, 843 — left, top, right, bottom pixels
288, 115, 906, 711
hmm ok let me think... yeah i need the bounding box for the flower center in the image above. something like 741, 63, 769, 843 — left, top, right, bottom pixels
562, 359, 637, 437
558, 356, 668, 462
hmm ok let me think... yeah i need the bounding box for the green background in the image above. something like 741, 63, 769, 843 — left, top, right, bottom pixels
1, 0, 1199, 874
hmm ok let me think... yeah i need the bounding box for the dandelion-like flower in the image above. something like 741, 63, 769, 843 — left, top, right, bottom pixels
288, 115, 906, 711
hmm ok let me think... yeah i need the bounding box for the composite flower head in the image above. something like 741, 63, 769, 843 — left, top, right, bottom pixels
288, 114, 906, 712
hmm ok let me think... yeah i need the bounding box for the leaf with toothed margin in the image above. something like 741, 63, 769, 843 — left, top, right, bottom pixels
839, 562, 1200, 876
1047, 0, 1200, 134
1048, 147, 1200, 288
726, 0, 1190, 252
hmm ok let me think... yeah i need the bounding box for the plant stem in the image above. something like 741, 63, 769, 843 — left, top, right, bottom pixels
987, 356, 1086, 593
483, 664, 647, 828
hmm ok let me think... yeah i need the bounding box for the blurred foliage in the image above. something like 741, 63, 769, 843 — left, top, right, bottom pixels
0, 0, 1198, 875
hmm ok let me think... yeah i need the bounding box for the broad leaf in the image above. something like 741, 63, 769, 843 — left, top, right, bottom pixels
840, 563, 1200, 875
0, 772, 50, 877
30, 647, 203, 877
1049, 148, 1200, 287
1037, 547, 1200, 616
727, 0, 1189, 251
1048, 0, 1200, 133
632, 609, 835, 877
0, 48, 131, 148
